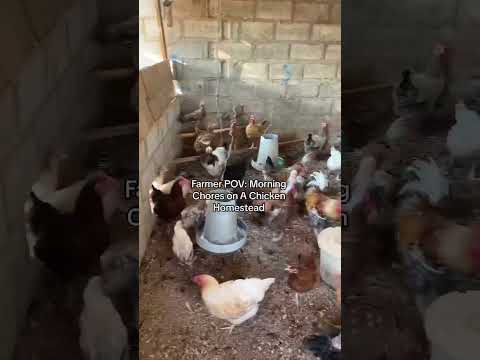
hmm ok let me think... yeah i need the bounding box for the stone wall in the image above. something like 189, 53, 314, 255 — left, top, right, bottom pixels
0, 1, 100, 357
343, 0, 480, 90
139, 61, 180, 260
140, 0, 341, 138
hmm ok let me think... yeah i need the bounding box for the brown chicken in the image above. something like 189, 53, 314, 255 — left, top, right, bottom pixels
194, 125, 221, 154
287, 254, 317, 292
180, 101, 206, 123
305, 188, 341, 221
245, 114, 270, 148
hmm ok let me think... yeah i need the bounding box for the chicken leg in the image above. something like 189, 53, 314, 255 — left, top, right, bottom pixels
285, 265, 300, 307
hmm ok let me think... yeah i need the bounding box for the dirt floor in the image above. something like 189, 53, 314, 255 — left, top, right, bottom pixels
140, 160, 340, 360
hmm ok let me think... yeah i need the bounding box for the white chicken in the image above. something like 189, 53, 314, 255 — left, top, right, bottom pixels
200, 145, 228, 177
446, 101, 480, 176
399, 158, 449, 206
79, 276, 129, 360
327, 146, 341, 172
343, 155, 376, 213
307, 171, 329, 191
192, 274, 275, 334
172, 221, 194, 266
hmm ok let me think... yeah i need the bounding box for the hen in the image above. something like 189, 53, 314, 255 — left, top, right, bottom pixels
245, 114, 269, 148
172, 220, 194, 266
180, 101, 206, 124
286, 253, 318, 306
192, 274, 275, 334
327, 146, 341, 172
304, 123, 328, 153
200, 145, 228, 178
79, 276, 129, 360
194, 125, 220, 154
149, 176, 192, 222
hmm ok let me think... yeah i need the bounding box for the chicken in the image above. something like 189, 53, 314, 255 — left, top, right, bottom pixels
200, 145, 228, 177
399, 158, 449, 206
192, 274, 275, 333
172, 221, 194, 266
194, 125, 220, 154
446, 101, 480, 177
245, 114, 270, 148
27, 179, 110, 278
307, 171, 329, 191
385, 114, 422, 145
79, 276, 129, 360
327, 146, 341, 172
260, 189, 298, 242
286, 253, 317, 306
304, 334, 341, 360
394, 43, 449, 114
224, 157, 249, 182
305, 188, 341, 222
149, 176, 192, 222
180, 101, 206, 123
304, 123, 328, 153
181, 201, 207, 230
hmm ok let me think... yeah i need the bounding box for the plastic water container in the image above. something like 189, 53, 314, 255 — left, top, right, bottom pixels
255, 134, 279, 167
317, 227, 341, 289
202, 190, 238, 245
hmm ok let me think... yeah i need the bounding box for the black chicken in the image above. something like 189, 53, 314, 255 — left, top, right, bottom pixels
304, 333, 342, 360
150, 177, 190, 221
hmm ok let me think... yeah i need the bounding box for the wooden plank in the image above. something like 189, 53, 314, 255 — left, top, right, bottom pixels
93, 67, 136, 80
178, 125, 247, 139
82, 123, 138, 141
172, 139, 304, 164
343, 83, 394, 95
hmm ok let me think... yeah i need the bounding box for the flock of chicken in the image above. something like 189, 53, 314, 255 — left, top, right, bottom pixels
25, 158, 137, 360
149, 104, 342, 357
341, 42, 480, 356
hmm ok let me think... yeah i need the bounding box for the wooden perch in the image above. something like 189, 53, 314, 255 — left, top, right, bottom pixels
177, 125, 247, 139
82, 123, 138, 141
343, 83, 394, 95
172, 139, 304, 165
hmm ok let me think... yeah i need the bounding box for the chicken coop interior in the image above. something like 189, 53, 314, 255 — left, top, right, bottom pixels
139, 0, 341, 359
2, 1, 138, 360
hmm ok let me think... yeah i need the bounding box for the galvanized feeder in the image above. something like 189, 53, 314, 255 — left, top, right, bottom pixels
196, 190, 247, 254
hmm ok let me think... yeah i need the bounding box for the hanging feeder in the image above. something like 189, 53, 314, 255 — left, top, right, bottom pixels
251, 133, 279, 171
196, 189, 248, 254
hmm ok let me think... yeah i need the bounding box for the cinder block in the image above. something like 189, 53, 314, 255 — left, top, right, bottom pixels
239, 63, 269, 80
241, 99, 266, 114
294, 2, 329, 22
223, 21, 240, 40
173, 0, 203, 18
318, 81, 341, 97
212, 42, 252, 60
207, 79, 230, 96
180, 80, 206, 95
312, 24, 341, 42
0, 86, 18, 158
241, 22, 274, 42
255, 81, 285, 99
304, 63, 336, 79
333, 99, 341, 114
300, 98, 332, 115
270, 64, 303, 80
325, 44, 341, 61
287, 81, 319, 98
164, 20, 182, 44
270, 99, 300, 124
331, 2, 341, 24
177, 59, 222, 79
168, 40, 208, 59
16, 47, 48, 128
291, 44, 324, 60
257, 0, 292, 20
143, 17, 161, 40
224, 80, 257, 99
255, 43, 289, 60
140, 0, 158, 17
218, 0, 256, 18
276, 23, 310, 41
184, 20, 219, 39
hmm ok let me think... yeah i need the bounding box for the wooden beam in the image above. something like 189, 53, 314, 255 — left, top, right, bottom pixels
177, 125, 247, 139
172, 139, 304, 164
82, 123, 138, 141
343, 83, 394, 95
93, 67, 136, 80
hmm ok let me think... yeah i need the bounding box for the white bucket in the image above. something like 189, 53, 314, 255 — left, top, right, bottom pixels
425, 291, 480, 360
252, 134, 279, 170
317, 227, 341, 289
202, 190, 238, 245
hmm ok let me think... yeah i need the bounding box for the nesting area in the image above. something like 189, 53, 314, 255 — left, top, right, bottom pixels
140, 142, 342, 360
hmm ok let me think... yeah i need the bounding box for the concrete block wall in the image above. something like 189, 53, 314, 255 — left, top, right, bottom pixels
139, 61, 180, 260
0, 1, 101, 358
140, 0, 341, 138
343, 0, 480, 90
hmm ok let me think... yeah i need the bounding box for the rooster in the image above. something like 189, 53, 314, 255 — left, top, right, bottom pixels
172, 221, 194, 266
79, 276, 129, 360
245, 114, 269, 148
192, 274, 275, 334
